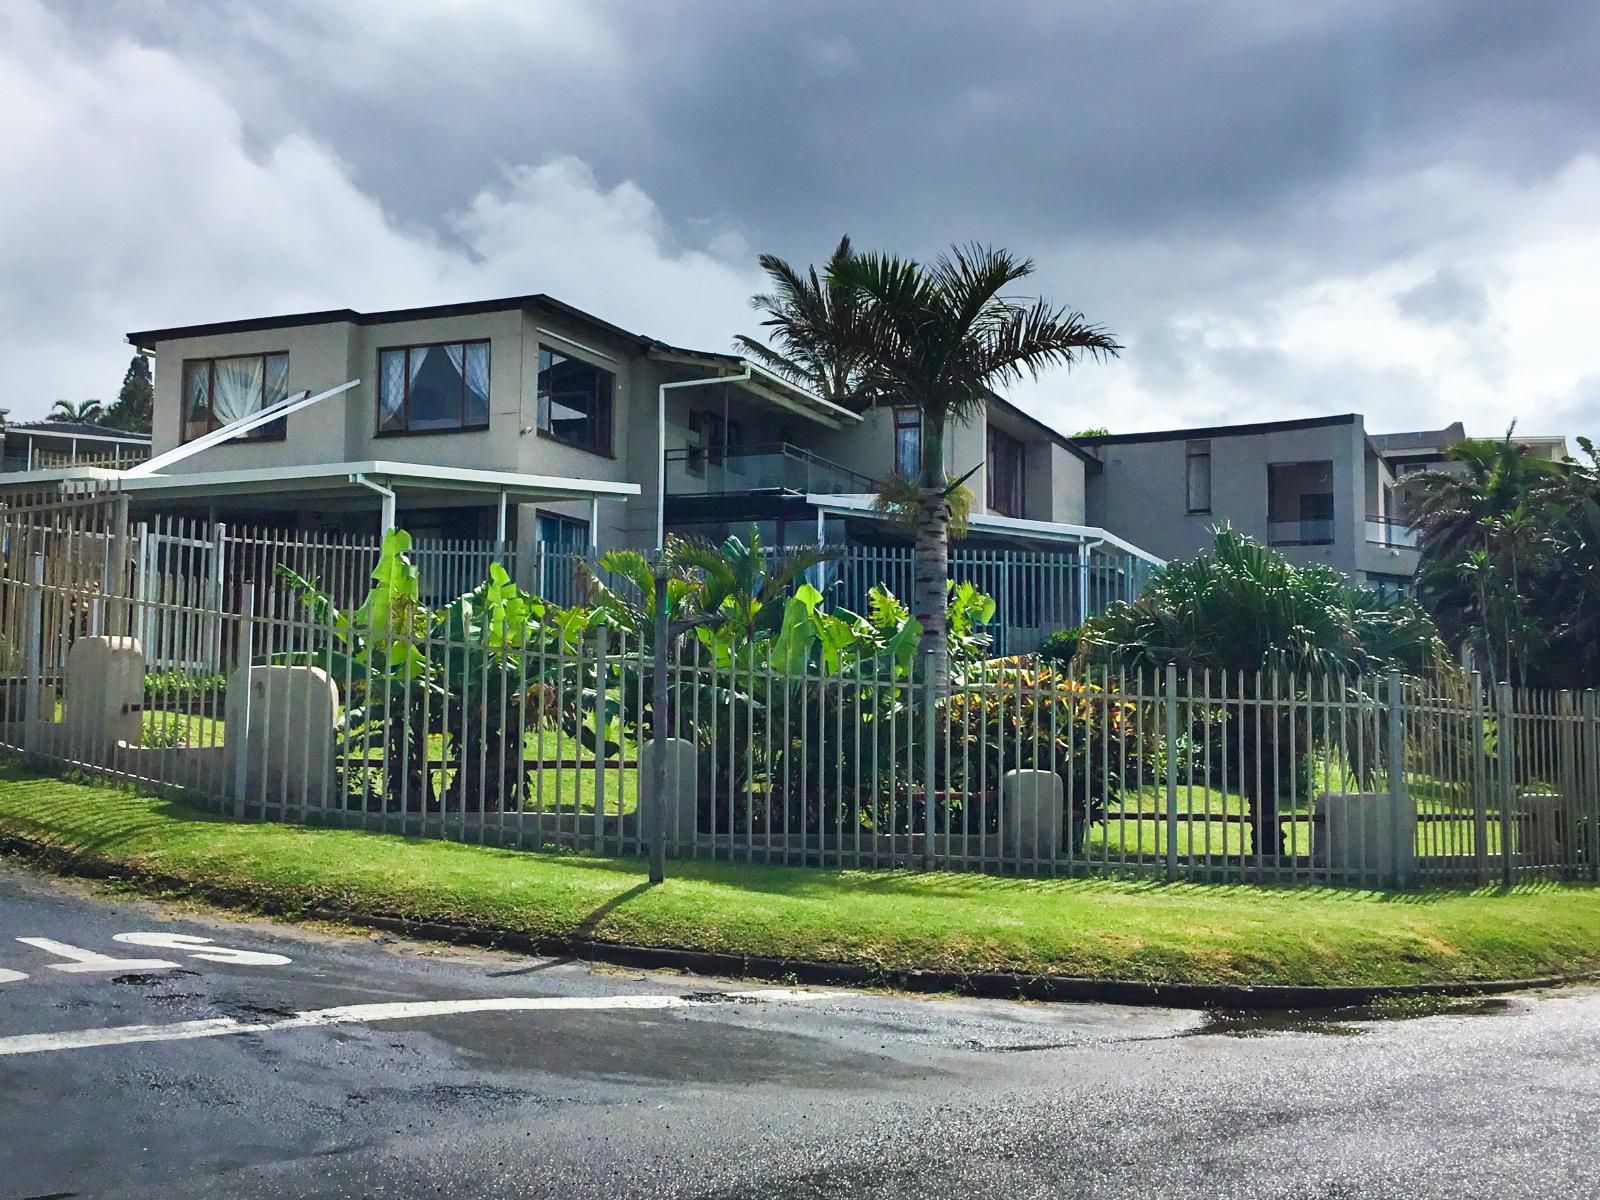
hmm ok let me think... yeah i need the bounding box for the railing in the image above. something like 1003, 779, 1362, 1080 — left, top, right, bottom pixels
4, 553, 1596, 888
664, 443, 878, 497
1366, 515, 1420, 549
1268, 519, 1335, 547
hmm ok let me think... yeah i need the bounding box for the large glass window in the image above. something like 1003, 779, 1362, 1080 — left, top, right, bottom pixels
986, 426, 1026, 517
377, 341, 490, 435
537, 346, 613, 455
894, 407, 922, 478
1185, 440, 1212, 513
181, 352, 289, 443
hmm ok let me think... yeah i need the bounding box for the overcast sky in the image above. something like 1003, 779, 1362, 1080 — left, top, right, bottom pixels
4, 0, 1598, 438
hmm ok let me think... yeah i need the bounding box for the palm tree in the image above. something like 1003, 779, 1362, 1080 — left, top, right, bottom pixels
735, 235, 866, 403
1409, 428, 1560, 685
828, 244, 1120, 673
47, 399, 104, 424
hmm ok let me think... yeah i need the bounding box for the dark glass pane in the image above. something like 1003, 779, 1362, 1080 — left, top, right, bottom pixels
250, 352, 290, 440
379, 349, 407, 432
182, 361, 211, 442
537, 347, 612, 452
407, 344, 465, 431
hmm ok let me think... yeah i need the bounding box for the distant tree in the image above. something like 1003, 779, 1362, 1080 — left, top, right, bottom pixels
47, 398, 104, 424
99, 353, 154, 434
1074, 426, 1110, 438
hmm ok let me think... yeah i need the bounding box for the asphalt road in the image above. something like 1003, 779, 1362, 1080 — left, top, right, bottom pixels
2, 863, 1598, 1200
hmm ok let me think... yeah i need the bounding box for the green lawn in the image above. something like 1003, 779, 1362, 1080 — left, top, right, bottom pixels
3, 763, 1599, 989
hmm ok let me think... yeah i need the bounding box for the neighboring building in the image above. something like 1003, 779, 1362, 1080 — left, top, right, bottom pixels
1077, 414, 1419, 592
1369, 422, 1570, 519
0, 416, 149, 473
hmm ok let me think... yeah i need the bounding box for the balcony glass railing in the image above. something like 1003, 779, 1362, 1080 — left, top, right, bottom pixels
1365, 515, 1420, 548
1268, 519, 1335, 547
664, 443, 878, 497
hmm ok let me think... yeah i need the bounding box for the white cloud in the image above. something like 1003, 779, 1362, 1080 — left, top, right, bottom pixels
0, 1, 757, 416
1012, 157, 1600, 440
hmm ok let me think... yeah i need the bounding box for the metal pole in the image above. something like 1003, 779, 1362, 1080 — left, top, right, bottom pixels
232, 582, 256, 819
1471, 671, 1488, 885
1387, 670, 1411, 888
1498, 680, 1516, 888
648, 561, 669, 883
922, 648, 937, 871
22, 553, 44, 761
1165, 661, 1179, 878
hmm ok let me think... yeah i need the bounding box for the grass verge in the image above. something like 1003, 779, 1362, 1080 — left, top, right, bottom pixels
2, 763, 1599, 991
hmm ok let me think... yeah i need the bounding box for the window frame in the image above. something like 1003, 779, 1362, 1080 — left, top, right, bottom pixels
536, 344, 615, 457
179, 351, 291, 445
986, 425, 1026, 518
1185, 440, 1212, 514
893, 407, 922, 478
374, 338, 492, 438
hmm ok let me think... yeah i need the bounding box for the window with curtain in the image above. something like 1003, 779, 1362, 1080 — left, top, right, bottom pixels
180, 353, 290, 443
537, 347, 613, 455
377, 340, 490, 435
986, 426, 1026, 517
893, 407, 922, 478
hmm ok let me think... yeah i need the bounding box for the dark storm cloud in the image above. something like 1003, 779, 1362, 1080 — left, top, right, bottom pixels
1395, 267, 1492, 326
68, 0, 1600, 267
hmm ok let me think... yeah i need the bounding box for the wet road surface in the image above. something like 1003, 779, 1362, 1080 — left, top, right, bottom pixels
1, 862, 1597, 1199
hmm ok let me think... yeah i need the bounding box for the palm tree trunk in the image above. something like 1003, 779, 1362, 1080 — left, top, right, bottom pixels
913, 415, 949, 679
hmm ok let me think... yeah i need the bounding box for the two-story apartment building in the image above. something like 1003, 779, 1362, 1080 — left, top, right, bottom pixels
2, 291, 1146, 609
1077, 414, 1420, 592
1369, 422, 1570, 520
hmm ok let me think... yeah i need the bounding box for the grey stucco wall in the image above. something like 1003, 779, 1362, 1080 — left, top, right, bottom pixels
1085, 419, 1368, 576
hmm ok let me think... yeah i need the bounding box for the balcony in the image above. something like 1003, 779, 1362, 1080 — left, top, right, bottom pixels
665, 443, 877, 498
1268, 518, 1335, 547
1365, 515, 1420, 549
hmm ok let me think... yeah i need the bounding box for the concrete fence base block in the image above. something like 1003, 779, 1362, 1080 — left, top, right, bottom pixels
64, 636, 144, 756
643, 737, 698, 852
1521, 794, 1570, 864
1314, 792, 1417, 887
225, 666, 340, 803
1003, 769, 1063, 862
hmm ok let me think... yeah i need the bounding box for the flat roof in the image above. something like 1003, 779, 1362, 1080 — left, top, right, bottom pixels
125, 293, 654, 351
0, 461, 640, 505
1073, 413, 1360, 447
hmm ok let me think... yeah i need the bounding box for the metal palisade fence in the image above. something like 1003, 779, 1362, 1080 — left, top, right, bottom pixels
0, 484, 1596, 888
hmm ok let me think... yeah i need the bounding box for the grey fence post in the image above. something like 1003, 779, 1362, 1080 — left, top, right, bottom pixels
108, 491, 130, 637
1497, 680, 1516, 888
22, 553, 45, 761
648, 563, 669, 884
1387, 670, 1411, 888
1587, 690, 1600, 883
592, 623, 608, 853
1470, 672, 1488, 886
232, 582, 255, 819
1559, 690, 1578, 875
1165, 661, 1179, 878
922, 648, 937, 871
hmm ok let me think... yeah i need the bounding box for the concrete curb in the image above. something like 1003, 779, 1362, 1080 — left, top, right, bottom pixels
3, 833, 1593, 1011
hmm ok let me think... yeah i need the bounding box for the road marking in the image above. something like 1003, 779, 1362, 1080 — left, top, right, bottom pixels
15, 937, 179, 974
0, 968, 26, 984
0, 989, 844, 1057
113, 932, 293, 966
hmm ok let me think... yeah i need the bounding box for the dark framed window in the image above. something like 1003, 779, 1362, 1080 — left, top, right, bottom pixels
377, 340, 490, 436
986, 426, 1026, 518
536, 512, 591, 605
894, 407, 921, 478
537, 346, 613, 455
181, 352, 289, 443
1185, 440, 1212, 513
686, 409, 724, 477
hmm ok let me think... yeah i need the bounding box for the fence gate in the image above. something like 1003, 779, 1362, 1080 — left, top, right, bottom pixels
135, 519, 224, 671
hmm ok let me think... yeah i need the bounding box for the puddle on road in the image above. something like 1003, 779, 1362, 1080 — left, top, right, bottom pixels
1195, 995, 1512, 1039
